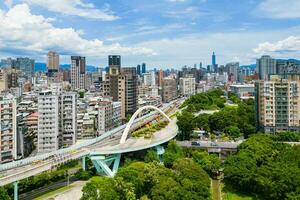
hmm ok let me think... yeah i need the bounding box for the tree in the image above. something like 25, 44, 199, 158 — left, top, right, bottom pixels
194, 114, 210, 132
192, 151, 222, 175
172, 158, 211, 200
0, 187, 10, 200
163, 140, 184, 168
223, 126, 242, 139
144, 149, 159, 163
150, 177, 182, 200
177, 111, 195, 140
81, 177, 120, 200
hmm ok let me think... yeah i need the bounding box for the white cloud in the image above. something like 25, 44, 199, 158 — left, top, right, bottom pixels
23, 0, 119, 20
253, 36, 300, 54
0, 4, 154, 59
255, 0, 300, 19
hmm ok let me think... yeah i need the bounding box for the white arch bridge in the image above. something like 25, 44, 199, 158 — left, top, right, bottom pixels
0, 101, 181, 200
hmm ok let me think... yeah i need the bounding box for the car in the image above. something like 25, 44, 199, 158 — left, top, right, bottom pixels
191, 141, 201, 146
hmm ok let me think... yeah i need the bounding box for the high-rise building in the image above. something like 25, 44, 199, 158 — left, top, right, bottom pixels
137, 64, 141, 76
255, 74, 300, 133
37, 90, 60, 153
142, 63, 146, 74
118, 67, 138, 120
162, 77, 177, 103
16, 57, 35, 80
37, 88, 77, 153
71, 56, 86, 90
179, 75, 196, 96
212, 52, 216, 66
104, 55, 121, 101
0, 69, 8, 92
276, 59, 300, 77
143, 71, 156, 86
61, 92, 77, 147
257, 55, 276, 80
109, 55, 121, 71
0, 97, 17, 163
226, 62, 239, 82
97, 101, 113, 135
158, 69, 164, 87
47, 51, 59, 76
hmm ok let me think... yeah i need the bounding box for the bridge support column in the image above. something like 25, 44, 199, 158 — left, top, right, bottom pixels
82, 156, 86, 171
13, 181, 18, 200
90, 153, 121, 177
155, 145, 165, 163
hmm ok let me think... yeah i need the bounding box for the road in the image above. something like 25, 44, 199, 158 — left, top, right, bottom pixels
177, 140, 244, 149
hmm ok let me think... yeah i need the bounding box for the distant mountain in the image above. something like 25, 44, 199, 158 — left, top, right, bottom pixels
34, 62, 97, 73
240, 64, 256, 70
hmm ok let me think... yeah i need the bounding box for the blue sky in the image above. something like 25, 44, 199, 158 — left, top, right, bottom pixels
1, 0, 300, 69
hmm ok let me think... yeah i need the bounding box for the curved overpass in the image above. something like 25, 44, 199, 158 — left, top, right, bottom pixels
91, 118, 177, 155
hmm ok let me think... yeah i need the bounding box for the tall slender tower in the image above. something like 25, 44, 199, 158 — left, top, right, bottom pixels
212, 52, 216, 66
47, 51, 59, 72
71, 56, 86, 90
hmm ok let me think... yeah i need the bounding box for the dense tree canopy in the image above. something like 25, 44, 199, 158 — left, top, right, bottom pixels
224, 134, 300, 199
177, 90, 256, 139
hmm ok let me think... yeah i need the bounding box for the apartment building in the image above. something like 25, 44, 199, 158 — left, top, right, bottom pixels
37, 89, 77, 153
162, 77, 177, 103
179, 76, 196, 97
0, 97, 17, 163
255, 75, 300, 133
61, 93, 77, 147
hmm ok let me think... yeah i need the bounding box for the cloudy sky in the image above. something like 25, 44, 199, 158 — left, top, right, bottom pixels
0, 0, 300, 69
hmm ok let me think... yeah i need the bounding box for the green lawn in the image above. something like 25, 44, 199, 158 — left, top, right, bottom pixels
222, 183, 256, 200
33, 185, 74, 200
223, 192, 254, 200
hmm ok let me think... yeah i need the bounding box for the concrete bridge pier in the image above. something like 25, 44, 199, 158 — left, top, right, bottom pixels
90, 153, 121, 177
82, 156, 86, 171
155, 145, 165, 163
13, 181, 18, 200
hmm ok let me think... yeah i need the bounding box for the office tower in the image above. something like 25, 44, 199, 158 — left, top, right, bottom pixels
38, 88, 77, 153
179, 75, 196, 97
226, 62, 239, 82
0, 97, 17, 163
108, 55, 121, 72
162, 77, 177, 103
104, 55, 121, 101
212, 52, 218, 72
0, 58, 17, 69
61, 92, 77, 147
71, 56, 86, 90
137, 64, 141, 76
47, 51, 59, 76
276, 59, 300, 77
257, 55, 276, 80
118, 67, 137, 120
255, 74, 300, 133
142, 63, 146, 74
16, 57, 35, 80
212, 52, 216, 66
158, 69, 164, 87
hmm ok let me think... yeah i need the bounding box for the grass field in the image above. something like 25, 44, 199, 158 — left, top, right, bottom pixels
223, 192, 254, 200
222, 183, 256, 200
33, 185, 74, 200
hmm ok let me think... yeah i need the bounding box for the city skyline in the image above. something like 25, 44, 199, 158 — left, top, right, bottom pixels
0, 0, 300, 68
